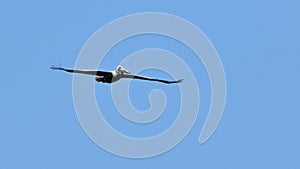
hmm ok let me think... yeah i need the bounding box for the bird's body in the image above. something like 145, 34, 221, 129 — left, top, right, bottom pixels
50, 65, 183, 84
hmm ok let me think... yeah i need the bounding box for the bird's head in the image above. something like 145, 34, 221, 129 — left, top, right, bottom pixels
116, 65, 130, 74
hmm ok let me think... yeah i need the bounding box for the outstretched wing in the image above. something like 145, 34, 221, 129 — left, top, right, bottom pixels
50, 65, 111, 76
121, 74, 183, 84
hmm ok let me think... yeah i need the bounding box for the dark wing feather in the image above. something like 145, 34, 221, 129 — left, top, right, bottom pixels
121, 74, 183, 84
50, 65, 110, 76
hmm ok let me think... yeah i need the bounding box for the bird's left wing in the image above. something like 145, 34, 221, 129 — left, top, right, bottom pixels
50, 65, 110, 76
121, 74, 183, 84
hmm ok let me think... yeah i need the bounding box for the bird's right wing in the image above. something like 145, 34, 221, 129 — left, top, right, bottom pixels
50, 65, 111, 76
121, 74, 183, 84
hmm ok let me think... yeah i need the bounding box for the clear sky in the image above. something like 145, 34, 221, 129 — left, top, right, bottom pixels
1, 0, 299, 168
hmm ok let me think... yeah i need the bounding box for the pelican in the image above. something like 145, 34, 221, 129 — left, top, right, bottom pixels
50, 65, 183, 84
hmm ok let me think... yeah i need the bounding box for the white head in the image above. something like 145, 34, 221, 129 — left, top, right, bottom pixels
116, 65, 130, 74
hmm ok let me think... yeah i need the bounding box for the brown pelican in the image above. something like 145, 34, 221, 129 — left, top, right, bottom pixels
50, 65, 183, 84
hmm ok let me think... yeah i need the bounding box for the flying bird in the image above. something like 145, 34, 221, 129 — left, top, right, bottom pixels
50, 65, 183, 84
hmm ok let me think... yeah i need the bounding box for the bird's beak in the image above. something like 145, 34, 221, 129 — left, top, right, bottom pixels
124, 69, 130, 74
121, 68, 130, 74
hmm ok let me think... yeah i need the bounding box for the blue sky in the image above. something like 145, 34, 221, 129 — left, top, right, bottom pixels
1, 0, 299, 168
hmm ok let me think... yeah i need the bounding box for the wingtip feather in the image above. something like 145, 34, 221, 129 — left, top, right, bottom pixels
50, 64, 63, 70
177, 79, 184, 83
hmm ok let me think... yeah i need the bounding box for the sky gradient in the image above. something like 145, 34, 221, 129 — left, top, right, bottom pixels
1, 0, 299, 168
